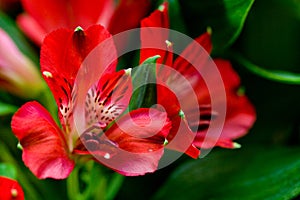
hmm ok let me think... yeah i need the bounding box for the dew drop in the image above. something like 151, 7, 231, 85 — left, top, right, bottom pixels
104, 153, 110, 159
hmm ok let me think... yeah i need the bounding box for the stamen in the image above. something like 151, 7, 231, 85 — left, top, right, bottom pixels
207, 27, 212, 35
158, 4, 166, 12
165, 40, 173, 48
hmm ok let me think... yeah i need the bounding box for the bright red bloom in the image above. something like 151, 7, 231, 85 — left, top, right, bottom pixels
0, 176, 24, 200
17, 0, 151, 45
140, 3, 256, 151
11, 25, 172, 179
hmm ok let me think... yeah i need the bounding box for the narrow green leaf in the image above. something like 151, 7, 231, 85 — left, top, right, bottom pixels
230, 51, 300, 84
0, 163, 17, 179
154, 145, 300, 200
180, 0, 255, 53
141, 55, 161, 65
106, 173, 125, 200
168, 0, 187, 34
67, 166, 82, 200
84, 163, 107, 200
0, 102, 17, 116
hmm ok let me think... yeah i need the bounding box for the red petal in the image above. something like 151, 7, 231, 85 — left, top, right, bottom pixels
193, 59, 256, 149
141, 2, 169, 29
220, 91, 256, 140
95, 108, 171, 175
106, 108, 171, 152
0, 176, 24, 200
108, 0, 151, 35
210, 59, 255, 140
157, 84, 180, 117
157, 85, 200, 158
172, 31, 212, 91
85, 70, 132, 129
17, 13, 46, 45
97, 148, 164, 176
214, 59, 241, 90
140, 2, 172, 65
41, 25, 117, 127
11, 101, 74, 179
166, 115, 200, 159
193, 31, 213, 54
20, 0, 109, 32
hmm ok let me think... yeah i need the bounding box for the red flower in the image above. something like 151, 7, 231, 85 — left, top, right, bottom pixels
11, 25, 172, 179
0, 176, 24, 200
140, 3, 256, 151
17, 0, 151, 45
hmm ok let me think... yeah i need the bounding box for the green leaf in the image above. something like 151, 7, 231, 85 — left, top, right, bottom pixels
233, 0, 300, 82
154, 145, 300, 200
0, 102, 17, 116
129, 56, 159, 110
0, 11, 38, 64
180, 0, 255, 53
0, 163, 17, 179
141, 55, 161, 65
106, 173, 125, 200
230, 51, 300, 84
169, 0, 187, 33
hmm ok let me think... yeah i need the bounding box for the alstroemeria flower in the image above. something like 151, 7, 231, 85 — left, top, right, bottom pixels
0, 176, 24, 200
140, 3, 256, 150
11, 25, 172, 179
17, 0, 151, 45
0, 28, 44, 98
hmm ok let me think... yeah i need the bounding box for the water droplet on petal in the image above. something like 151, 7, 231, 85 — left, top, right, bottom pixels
104, 153, 110, 159
148, 149, 153, 152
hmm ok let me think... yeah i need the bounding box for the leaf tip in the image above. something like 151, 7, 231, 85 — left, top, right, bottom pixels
17, 142, 23, 150
74, 26, 83, 32
206, 27, 212, 35
233, 142, 241, 149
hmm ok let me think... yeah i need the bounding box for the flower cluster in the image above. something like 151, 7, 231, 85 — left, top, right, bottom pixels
8, 2, 255, 179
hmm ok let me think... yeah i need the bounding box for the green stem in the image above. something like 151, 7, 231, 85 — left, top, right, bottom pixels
67, 166, 82, 200
229, 51, 300, 84
0, 141, 41, 200
106, 173, 125, 200
66, 161, 125, 200
38, 87, 57, 117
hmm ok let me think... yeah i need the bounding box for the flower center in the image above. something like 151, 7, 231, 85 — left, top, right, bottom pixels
85, 86, 124, 128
